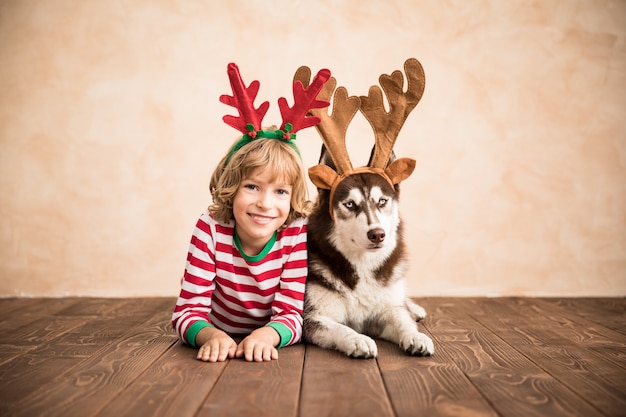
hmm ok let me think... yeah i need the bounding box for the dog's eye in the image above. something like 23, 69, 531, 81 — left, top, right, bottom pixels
378, 198, 388, 207
344, 201, 355, 209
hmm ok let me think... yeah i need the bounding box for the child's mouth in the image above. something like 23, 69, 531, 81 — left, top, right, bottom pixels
249, 214, 274, 225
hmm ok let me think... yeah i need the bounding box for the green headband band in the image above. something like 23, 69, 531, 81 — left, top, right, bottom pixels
225, 123, 300, 165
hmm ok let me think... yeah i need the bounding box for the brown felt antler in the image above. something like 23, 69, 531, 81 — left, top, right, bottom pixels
294, 66, 360, 190
359, 58, 425, 184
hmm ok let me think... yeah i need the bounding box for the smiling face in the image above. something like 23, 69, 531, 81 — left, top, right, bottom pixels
209, 138, 309, 230
232, 167, 293, 256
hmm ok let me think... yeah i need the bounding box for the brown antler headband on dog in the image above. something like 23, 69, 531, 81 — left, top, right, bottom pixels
296, 58, 426, 219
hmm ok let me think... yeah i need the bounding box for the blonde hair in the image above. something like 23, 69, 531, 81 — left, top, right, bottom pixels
209, 135, 311, 226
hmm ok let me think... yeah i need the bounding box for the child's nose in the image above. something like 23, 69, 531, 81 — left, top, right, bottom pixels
256, 191, 273, 209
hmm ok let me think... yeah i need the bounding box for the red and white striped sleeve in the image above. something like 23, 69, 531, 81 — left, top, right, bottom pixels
171, 213, 217, 346
268, 219, 308, 346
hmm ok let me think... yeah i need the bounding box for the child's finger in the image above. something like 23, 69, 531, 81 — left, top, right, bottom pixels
246, 343, 257, 362
253, 344, 266, 362
228, 343, 237, 358
260, 346, 272, 361
197, 344, 216, 362
198, 340, 233, 362
217, 343, 232, 361
264, 346, 278, 361
235, 343, 245, 358
255, 344, 276, 362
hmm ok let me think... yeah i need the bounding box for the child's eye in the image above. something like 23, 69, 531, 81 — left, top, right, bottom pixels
276, 189, 289, 195
243, 184, 258, 191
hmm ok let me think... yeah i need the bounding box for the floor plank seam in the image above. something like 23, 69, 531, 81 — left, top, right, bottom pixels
295, 344, 308, 417
192, 353, 230, 417
375, 353, 398, 417
422, 318, 507, 417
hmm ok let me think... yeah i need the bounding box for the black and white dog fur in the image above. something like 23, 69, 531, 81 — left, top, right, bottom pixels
303, 148, 435, 358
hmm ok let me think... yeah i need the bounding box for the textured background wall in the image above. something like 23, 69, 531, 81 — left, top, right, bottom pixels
1, 0, 625, 297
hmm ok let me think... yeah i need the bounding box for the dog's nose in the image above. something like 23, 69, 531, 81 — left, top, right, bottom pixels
367, 228, 386, 243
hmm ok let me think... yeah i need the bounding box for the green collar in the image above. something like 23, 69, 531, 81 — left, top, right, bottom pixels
233, 229, 277, 262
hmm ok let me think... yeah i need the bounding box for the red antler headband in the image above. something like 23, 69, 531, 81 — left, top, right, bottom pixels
220, 63, 331, 161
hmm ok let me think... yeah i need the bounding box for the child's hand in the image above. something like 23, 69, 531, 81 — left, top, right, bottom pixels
236, 327, 280, 362
196, 328, 237, 362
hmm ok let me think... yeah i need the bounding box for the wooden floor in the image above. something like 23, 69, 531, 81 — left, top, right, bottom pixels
0, 297, 624, 417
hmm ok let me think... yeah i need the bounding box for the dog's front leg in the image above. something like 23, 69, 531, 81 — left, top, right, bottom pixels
379, 307, 434, 356
305, 316, 378, 358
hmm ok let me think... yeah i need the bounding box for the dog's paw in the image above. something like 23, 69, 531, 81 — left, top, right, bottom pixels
400, 332, 434, 356
342, 334, 378, 358
406, 300, 427, 322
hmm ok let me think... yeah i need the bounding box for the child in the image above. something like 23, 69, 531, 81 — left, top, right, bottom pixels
172, 63, 330, 362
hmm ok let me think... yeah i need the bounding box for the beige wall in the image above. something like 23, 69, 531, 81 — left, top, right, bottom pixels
1, 0, 625, 297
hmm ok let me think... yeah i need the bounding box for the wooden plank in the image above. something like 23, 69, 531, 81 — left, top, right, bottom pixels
198, 343, 306, 417
95, 342, 228, 417
0, 298, 83, 335
299, 344, 394, 417
376, 338, 499, 417
0, 299, 97, 364
421, 298, 605, 417
540, 298, 625, 333
487, 297, 626, 341
0, 299, 91, 403
0, 354, 86, 413
0, 298, 172, 361
0, 315, 95, 346
0, 297, 80, 319
31, 314, 159, 359
536, 298, 626, 336
32, 298, 177, 358
0, 298, 40, 317
53, 297, 132, 316
464, 297, 626, 416
473, 297, 626, 369
0, 344, 26, 365
5, 300, 177, 417
55, 297, 173, 318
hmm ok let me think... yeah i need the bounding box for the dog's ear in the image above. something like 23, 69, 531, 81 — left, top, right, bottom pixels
367, 147, 397, 167
319, 144, 338, 170
309, 165, 338, 190
385, 157, 416, 184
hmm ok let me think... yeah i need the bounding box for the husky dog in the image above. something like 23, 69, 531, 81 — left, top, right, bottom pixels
303, 150, 435, 358
297, 58, 435, 358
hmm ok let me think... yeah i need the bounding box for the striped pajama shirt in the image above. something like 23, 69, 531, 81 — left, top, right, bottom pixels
172, 212, 308, 348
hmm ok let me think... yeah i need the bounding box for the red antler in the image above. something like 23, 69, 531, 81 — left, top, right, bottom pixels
219, 63, 270, 134
278, 69, 331, 134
